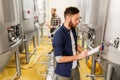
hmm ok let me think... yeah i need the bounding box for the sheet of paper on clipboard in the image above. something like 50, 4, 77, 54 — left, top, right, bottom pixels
87, 46, 100, 56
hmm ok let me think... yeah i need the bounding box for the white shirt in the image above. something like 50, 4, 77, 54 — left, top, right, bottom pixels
70, 30, 77, 69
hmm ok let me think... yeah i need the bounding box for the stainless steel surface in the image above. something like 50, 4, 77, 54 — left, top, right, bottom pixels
33, 34, 36, 52
11, 39, 22, 78
15, 47, 21, 77
22, 0, 35, 34
93, 0, 108, 47
0, 0, 4, 23
11, 39, 22, 51
37, 27, 41, 46
0, 0, 11, 54
8, 25, 23, 46
111, 63, 120, 80
91, 56, 96, 80
1, 0, 20, 26
23, 20, 35, 34
0, 26, 10, 54
23, 31, 36, 63
0, 0, 22, 74
35, 0, 46, 40
0, 51, 12, 72
103, 62, 120, 80
103, 46, 120, 65
0, 0, 12, 72
21, 0, 37, 63
38, 0, 46, 24
33, 0, 39, 16
104, 0, 120, 51
106, 64, 114, 80
46, 52, 55, 80
82, 0, 109, 47
24, 38, 29, 64
85, 0, 120, 80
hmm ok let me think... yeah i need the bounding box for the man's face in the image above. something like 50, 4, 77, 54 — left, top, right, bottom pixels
68, 13, 80, 28
51, 9, 56, 16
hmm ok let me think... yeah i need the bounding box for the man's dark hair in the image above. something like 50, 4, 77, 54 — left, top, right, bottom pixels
51, 8, 56, 12
64, 6, 79, 18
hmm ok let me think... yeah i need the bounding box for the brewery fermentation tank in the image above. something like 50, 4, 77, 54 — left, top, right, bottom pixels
80, 0, 120, 80
0, 0, 22, 77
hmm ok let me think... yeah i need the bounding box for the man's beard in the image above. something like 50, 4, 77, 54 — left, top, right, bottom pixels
69, 20, 75, 29
52, 13, 55, 16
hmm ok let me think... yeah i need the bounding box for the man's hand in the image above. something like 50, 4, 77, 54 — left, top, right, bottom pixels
45, 23, 50, 27
45, 23, 53, 29
76, 50, 88, 60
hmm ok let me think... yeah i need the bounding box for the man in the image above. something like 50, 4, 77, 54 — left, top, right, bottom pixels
47, 8, 61, 37
46, 8, 61, 54
52, 7, 88, 80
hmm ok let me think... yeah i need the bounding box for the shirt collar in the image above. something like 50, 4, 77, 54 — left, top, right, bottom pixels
61, 23, 70, 33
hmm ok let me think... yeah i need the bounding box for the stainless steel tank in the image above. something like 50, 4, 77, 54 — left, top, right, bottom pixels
103, 0, 120, 79
82, 0, 120, 79
85, 0, 109, 47
0, 26, 10, 54
21, 0, 35, 34
18, 0, 36, 52
103, 0, 120, 64
1, 0, 20, 27
0, 0, 22, 73
0, 0, 12, 72
19, 0, 37, 64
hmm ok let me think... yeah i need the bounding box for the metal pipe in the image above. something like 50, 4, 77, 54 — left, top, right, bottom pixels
82, 32, 85, 48
33, 33, 36, 53
24, 36, 29, 64
46, 52, 55, 80
106, 64, 114, 80
15, 48, 21, 77
11, 39, 22, 48
37, 28, 40, 46
91, 56, 96, 80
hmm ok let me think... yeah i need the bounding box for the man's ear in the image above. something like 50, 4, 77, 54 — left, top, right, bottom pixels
66, 15, 71, 22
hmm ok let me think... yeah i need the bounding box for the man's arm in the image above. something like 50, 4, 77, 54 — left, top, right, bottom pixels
46, 23, 54, 29
77, 45, 84, 53
57, 50, 88, 63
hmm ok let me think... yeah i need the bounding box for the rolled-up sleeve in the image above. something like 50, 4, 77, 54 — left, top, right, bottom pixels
52, 31, 64, 57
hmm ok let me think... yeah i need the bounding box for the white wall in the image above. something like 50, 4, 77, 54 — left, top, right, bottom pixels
48, 0, 81, 23
37, 0, 46, 24
41, 0, 81, 36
